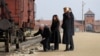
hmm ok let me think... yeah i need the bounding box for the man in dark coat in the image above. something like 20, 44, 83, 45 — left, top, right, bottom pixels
62, 7, 74, 51
34, 24, 51, 51
50, 15, 61, 50
69, 7, 74, 50
69, 8, 75, 36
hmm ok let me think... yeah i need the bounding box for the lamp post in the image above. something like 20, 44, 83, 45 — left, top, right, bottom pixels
82, 1, 85, 32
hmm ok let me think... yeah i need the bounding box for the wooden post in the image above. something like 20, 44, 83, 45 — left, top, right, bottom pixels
23, 36, 26, 41
16, 36, 19, 49
5, 31, 9, 52
15, 27, 20, 49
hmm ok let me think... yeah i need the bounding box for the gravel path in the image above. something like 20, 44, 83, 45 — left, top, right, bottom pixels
0, 32, 100, 56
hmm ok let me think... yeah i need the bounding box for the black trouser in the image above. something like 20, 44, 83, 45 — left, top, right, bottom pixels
43, 43, 47, 51
66, 35, 74, 50
69, 36, 74, 49
42, 39, 50, 51
54, 43, 59, 50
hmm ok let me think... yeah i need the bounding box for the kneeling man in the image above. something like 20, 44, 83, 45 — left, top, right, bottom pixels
34, 24, 51, 51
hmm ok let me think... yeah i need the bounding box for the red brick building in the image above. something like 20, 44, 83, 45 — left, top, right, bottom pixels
84, 9, 100, 32
0, 0, 35, 28
72, 9, 100, 32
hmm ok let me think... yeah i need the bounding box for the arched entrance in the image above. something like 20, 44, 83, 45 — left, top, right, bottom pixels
86, 24, 93, 32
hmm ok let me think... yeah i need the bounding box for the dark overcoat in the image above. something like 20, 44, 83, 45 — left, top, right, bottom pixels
70, 12, 74, 35
50, 20, 61, 43
62, 12, 74, 44
34, 26, 51, 44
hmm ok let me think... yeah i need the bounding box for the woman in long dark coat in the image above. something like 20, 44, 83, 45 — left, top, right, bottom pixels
62, 7, 74, 51
50, 15, 61, 50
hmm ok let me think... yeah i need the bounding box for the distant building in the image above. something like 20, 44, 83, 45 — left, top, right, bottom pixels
85, 9, 100, 32
74, 9, 100, 32
34, 9, 100, 32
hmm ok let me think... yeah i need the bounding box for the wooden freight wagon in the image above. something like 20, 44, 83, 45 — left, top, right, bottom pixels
0, 0, 35, 52
5, 0, 35, 28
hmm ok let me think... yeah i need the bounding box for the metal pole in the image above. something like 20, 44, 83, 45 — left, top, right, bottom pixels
82, 1, 85, 32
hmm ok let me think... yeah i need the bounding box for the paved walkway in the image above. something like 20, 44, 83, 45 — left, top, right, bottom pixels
0, 32, 100, 56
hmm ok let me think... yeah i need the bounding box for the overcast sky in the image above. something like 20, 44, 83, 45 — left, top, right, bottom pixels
35, 0, 100, 20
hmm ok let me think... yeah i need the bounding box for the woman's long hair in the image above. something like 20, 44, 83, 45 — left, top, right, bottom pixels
51, 15, 60, 31
52, 14, 60, 23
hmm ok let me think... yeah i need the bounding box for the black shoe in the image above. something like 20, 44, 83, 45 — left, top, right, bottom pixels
44, 49, 48, 52
64, 49, 70, 51
69, 46, 74, 51
69, 48, 74, 51
54, 48, 58, 50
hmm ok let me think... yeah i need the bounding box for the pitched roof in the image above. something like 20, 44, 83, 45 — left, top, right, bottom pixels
85, 9, 94, 15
